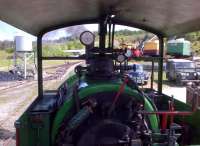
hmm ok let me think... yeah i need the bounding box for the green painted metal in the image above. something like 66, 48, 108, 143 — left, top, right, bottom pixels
17, 111, 53, 146
51, 82, 160, 144
16, 113, 31, 146
170, 101, 200, 144
149, 92, 200, 145
51, 97, 74, 143
167, 41, 191, 56
17, 81, 200, 146
16, 74, 78, 146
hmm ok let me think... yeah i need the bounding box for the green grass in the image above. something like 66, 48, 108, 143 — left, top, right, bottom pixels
153, 71, 167, 81
0, 50, 13, 68
0, 50, 79, 69
153, 71, 177, 87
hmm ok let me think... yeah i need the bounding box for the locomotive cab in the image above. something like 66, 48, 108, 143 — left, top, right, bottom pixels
12, 11, 200, 146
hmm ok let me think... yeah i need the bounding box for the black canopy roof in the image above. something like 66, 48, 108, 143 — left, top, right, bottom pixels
0, 0, 200, 36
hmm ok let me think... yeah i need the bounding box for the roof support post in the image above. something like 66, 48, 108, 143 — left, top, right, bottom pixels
99, 18, 107, 49
37, 35, 43, 98
151, 59, 154, 89
158, 35, 164, 94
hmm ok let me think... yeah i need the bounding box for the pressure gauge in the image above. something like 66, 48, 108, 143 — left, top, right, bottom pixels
80, 31, 95, 46
117, 54, 125, 63
125, 49, 132, 58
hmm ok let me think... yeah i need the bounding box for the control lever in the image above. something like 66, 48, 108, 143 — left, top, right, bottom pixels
74, 65, 88, 83
168, 123, 182, 146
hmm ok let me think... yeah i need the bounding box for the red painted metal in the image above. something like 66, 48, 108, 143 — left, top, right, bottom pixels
132, 49, 142, 57
16, 128, 20, 146
169, 100, 175, 124
139, 111, 193, 115
139, 110, 193, 130
108, 77, 129, 115
161, 114, 168, 130
112, 77, 129, 105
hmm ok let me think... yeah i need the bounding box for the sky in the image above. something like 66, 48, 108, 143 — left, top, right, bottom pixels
0, 21, 138, 41
84, 24, 138, 31
0, 21, 36, 41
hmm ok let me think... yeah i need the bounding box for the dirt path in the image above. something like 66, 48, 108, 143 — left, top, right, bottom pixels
163, 86, 186, 103
143, 80, 186, 103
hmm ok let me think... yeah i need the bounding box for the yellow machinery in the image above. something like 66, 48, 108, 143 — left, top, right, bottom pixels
143, 40, 159, 56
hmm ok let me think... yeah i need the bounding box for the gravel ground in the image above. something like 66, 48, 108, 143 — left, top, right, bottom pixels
143, 80, 187, 103
163, 86, 186, 103
0, 71, 19, 82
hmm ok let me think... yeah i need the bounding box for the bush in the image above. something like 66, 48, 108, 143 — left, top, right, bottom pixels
42, 45, 65, 56
42, 40, 84, 57
5, 48, 14, 54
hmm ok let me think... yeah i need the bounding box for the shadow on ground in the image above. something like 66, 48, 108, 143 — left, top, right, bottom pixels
0, 71, 22, 82
0, 128, 15, 140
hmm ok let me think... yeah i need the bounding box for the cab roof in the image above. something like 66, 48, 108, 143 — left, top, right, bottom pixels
1, 0, 200, 37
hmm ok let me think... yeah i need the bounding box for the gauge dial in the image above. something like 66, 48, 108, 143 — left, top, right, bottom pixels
125, 49, 132, 58
117, 54, 125, 63
80, 31, 95, 45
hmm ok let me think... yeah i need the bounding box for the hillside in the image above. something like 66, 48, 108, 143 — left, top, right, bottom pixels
1, 29, 200, 67
185, 31, 200, 55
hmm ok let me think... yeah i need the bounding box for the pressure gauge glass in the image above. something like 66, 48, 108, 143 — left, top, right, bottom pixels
80, 31, 95, 45
117, 54, 125, 63
125, 49, 132, 58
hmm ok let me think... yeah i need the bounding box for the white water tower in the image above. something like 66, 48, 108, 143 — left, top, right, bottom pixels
14, 36, 34, 79
15, 36, 32, 52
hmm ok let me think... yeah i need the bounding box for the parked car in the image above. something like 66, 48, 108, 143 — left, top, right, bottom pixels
128, 64, 149, 85
166, 59, 200, 84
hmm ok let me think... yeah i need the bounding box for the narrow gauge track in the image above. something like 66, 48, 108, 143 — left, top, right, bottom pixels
0, 62, 76, 92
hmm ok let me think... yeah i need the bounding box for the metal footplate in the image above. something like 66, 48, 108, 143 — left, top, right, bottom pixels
152, 123, 182, 146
